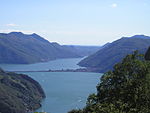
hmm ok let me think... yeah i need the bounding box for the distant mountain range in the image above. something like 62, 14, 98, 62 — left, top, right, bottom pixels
78, 35, 150, 73
63, 45, 100, 56
0, 32, 100, 64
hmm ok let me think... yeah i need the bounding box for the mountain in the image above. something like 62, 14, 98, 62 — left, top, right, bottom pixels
62, 45, 100, 56
0, 32, 81, 64
78, 35, 150, 73
145, 47, 150, 60
127, 35, 150, 39
0, 68, 45, 113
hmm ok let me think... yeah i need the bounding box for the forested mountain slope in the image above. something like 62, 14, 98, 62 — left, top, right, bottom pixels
0, 69, 45, 113
0, 32, 81, 64
78, 35, 150, 72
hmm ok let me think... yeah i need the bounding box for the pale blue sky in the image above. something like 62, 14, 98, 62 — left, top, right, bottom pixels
0, 0, 150, 45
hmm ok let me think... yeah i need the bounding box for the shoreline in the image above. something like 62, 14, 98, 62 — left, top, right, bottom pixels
7, 68, 99, 73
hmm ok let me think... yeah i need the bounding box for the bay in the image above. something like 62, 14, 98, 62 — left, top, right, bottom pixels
0, 58, 102, 113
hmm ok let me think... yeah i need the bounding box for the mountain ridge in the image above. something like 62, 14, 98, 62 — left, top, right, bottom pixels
125, 35, 150, 39
78, 35, 150, 72
0, 32, 100, 64
0, 32, 80, 64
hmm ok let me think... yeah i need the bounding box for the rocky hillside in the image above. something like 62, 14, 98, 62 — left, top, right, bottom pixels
0, 69, 45, 113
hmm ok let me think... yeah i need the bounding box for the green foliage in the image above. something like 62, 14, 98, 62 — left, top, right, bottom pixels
86, 93, 98, 106
79, 35, 150, 72
145, 47, 150, 60
68, 109, 83, 113
69, 51, 150, 113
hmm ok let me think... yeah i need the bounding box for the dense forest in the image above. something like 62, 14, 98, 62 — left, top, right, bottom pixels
145, 47, 150, 60
69, 47, 150, 113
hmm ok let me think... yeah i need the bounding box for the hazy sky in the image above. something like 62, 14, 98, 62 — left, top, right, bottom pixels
0, 0, 150, 45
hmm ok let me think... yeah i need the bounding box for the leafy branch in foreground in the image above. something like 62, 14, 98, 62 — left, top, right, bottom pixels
69, 51, 150, 113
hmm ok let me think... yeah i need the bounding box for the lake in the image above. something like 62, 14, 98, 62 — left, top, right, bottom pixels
0, 58, 102, 113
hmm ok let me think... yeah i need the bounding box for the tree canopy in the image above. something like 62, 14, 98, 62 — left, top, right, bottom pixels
145, 47, 150, 60
69, 51, 150, 113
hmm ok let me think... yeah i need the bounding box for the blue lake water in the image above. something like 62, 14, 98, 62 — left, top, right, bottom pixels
0, 58, 102, 113
0, 58, 83, 71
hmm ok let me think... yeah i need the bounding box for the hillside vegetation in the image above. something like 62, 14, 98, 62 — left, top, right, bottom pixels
78, 35, 150, 72
0, 32, 99, 64
145, 47, 150, 60
69, 50, 150, 113
0, 69, 45, 113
